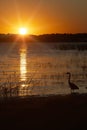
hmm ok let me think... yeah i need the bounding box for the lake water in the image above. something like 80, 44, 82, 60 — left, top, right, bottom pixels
0, 42, 87, 97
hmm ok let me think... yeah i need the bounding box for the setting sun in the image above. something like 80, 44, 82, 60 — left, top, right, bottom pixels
19, 27, 28, 35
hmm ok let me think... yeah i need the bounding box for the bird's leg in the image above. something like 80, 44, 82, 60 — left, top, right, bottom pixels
71, 89, 72, 94
72, 90, 73, 93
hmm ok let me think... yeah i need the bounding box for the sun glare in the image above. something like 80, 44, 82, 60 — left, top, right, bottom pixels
19, 27, 27, 35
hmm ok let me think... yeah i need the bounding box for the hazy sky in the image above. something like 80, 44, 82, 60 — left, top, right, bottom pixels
0, 0, 87, 34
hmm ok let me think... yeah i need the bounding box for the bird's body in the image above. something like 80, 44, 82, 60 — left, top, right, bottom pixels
66, 72, 79, 93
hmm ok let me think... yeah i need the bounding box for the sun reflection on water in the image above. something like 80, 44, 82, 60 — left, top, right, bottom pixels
20, 48, 27, 86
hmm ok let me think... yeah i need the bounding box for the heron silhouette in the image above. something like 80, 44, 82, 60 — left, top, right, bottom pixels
66, 72, 79, 93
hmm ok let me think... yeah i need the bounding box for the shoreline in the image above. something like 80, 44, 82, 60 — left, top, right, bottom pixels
0, 92, 87, 101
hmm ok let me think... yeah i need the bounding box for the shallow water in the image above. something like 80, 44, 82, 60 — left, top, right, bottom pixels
0, 42, 87, 97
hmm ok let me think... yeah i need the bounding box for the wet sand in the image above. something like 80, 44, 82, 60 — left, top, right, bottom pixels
0, 94, 87, 130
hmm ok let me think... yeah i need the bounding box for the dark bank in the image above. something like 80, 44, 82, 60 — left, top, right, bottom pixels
0, 94, 87, 130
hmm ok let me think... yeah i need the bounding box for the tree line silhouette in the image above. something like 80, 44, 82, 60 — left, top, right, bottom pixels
0, 33, 87, 50
0, 33, 87, 42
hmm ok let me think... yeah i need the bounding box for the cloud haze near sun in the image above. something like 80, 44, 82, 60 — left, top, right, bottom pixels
0, 0, 87, 34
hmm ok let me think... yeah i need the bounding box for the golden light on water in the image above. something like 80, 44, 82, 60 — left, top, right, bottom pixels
20, 48, 27, 82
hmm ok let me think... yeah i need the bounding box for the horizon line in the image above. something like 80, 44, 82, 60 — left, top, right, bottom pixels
0, 33, 87, 36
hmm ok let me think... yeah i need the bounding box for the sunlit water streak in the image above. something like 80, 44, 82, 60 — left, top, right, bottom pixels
20, 49, 27, 82
19, 47, 29, 96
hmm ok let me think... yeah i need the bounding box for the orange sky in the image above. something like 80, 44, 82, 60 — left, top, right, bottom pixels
0, 0, 87, 34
